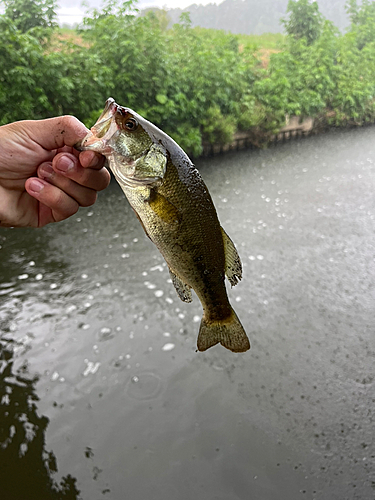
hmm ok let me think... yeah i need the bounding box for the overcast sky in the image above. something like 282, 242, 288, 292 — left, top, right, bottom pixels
57, 0, 222, 25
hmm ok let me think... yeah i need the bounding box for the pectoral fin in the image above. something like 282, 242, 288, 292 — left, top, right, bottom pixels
221, 227, 242, 286
169, 268, 192, 303
148, 190, 181, 225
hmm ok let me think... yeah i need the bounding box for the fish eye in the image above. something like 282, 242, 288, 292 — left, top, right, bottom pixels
124, 118, 138, 131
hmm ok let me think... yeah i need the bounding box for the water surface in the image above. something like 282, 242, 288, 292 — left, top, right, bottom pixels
1, 127, 375, 499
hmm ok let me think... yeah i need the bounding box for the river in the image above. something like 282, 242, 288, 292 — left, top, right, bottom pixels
1, 127, 374, 500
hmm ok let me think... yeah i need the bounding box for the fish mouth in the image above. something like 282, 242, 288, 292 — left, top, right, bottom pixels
79, 97, 120, 153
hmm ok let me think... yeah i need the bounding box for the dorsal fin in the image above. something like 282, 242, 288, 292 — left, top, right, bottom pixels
221, 227, 242, 287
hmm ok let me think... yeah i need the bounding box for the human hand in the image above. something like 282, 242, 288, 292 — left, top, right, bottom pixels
0, 116, 111, 228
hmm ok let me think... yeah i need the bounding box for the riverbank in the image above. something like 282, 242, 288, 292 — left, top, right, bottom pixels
201, 115, 315, 156
201, 113, 375, 157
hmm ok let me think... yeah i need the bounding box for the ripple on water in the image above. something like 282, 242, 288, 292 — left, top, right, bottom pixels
126, 371, 162, 400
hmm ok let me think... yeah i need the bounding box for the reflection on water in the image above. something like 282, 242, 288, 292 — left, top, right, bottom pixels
0, 338, 79, 499
1, 128, 375, 498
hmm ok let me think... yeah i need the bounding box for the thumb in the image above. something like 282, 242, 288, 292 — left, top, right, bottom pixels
25, 116, 89, 151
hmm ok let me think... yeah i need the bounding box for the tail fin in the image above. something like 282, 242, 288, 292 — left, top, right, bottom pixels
197, 309, 250, 353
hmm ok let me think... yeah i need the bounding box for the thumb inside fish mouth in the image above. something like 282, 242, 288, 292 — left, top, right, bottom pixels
74, 139, 84, 151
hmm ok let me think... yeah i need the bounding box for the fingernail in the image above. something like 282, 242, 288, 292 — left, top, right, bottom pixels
56, 155, 74, 173
39, 164, 54, 179
28, 179, 44, 193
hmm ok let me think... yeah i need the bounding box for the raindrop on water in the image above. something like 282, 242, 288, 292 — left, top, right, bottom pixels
150, 264, 164, 272
83, 361, 100, 377
126, 372, 162, 400
144, 281, 156, 289
162, 343, 175, 352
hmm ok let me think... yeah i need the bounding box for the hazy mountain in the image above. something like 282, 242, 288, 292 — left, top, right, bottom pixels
149, 0, 350, 35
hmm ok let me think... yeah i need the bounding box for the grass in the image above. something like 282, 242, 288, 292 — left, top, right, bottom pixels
237, 32, 286, 49
49, 28, 87, 51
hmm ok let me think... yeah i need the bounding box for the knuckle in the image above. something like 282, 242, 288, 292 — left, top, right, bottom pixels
54, 203, 78, 222
61, 115, 82, 130
97, 169, 111, 190
52, 187, 78, 215
80, 191, 97, 207
54, 188, 69, 208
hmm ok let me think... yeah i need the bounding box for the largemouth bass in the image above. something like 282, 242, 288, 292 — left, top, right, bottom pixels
80, 98, 250, 353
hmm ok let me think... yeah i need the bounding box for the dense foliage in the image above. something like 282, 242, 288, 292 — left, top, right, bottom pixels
1, 0, 375, 155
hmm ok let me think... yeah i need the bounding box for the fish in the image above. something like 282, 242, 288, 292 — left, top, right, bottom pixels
79, 98, 250, 353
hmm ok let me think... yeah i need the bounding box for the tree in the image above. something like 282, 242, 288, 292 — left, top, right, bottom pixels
2, 0, 58, 32
282, 0, 324, 45
345, 0, 375, 49
142, 8, 171, 31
